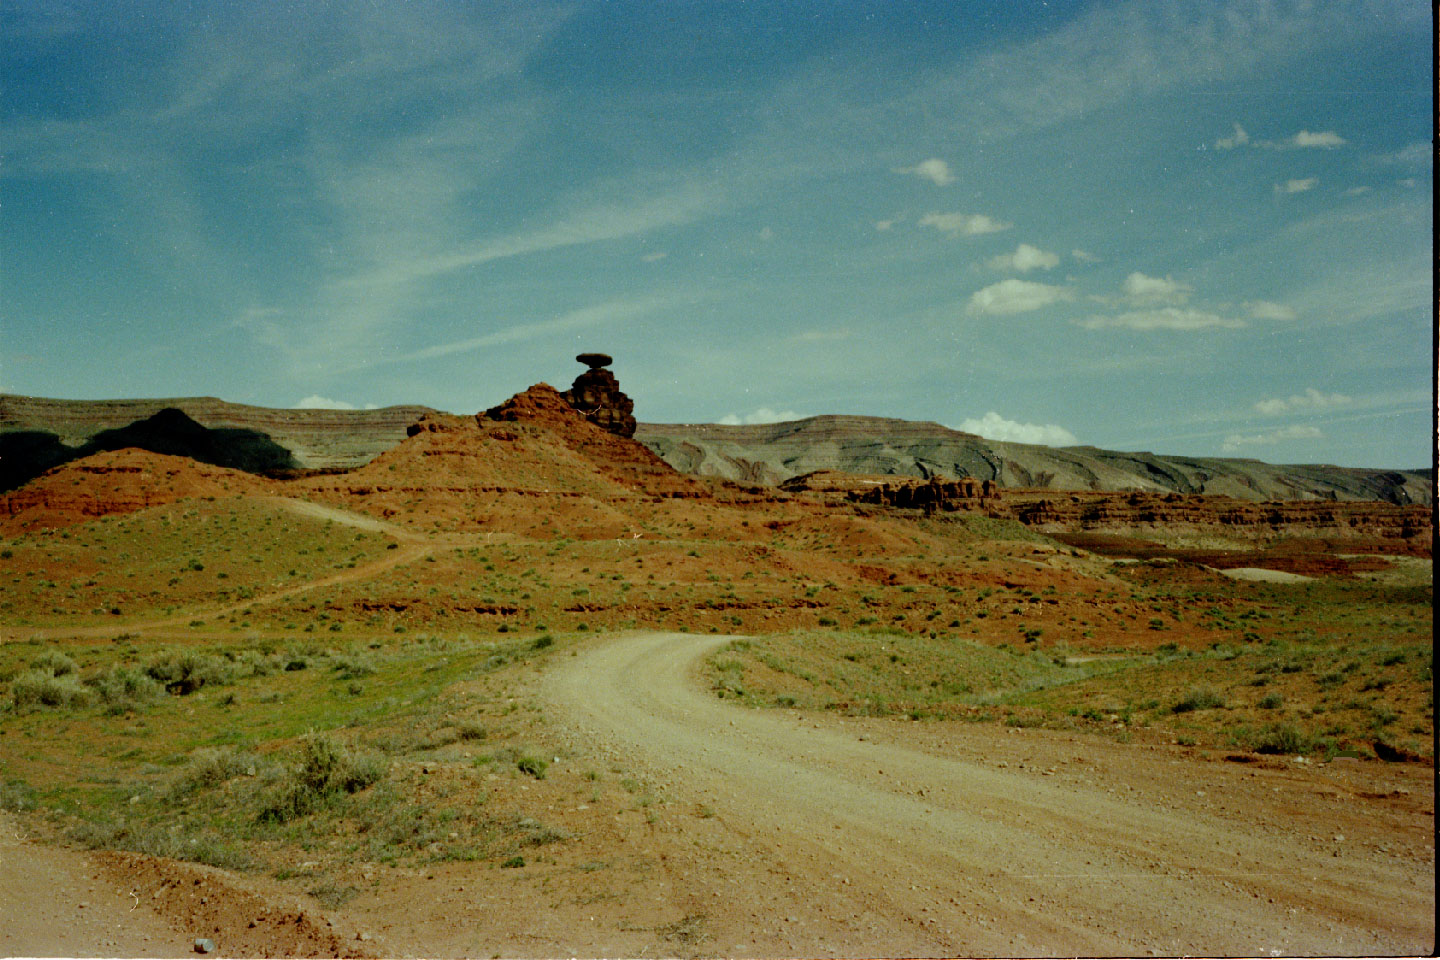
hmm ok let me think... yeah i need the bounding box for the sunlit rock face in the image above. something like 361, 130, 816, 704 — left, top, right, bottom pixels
562, 353, 636, 438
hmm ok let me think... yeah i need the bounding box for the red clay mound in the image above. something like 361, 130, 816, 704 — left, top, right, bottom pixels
0, 448, 268, 533
292, 384, 705, 536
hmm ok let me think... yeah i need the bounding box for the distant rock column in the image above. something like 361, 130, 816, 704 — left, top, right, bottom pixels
562, 353, 637, 438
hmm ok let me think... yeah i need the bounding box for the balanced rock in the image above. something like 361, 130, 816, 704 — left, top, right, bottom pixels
562, 353, 636, 438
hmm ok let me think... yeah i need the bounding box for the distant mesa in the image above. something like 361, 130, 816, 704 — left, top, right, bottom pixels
0, 406, 296, 492
562, 352, 636, 438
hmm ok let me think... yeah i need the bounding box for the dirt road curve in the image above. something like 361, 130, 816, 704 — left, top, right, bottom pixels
545, 632, 1435, 957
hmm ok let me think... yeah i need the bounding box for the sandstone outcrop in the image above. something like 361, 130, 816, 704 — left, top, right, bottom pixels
848, 475, 999, 513
560, 354, 636, 438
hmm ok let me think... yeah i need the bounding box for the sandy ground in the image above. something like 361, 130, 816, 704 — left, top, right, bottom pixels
0, 812, 189, 957
0, 810, 372, 958
1, 629, 1433, 957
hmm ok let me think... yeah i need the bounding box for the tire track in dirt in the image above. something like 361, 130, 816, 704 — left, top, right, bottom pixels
545, 631, 1434, 957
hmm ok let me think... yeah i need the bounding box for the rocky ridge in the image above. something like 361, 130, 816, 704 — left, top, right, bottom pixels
3, 393, 1431, 506
0, 394, 433, 486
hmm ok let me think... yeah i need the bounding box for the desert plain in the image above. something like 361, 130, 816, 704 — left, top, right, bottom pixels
0, 382, 1432, 958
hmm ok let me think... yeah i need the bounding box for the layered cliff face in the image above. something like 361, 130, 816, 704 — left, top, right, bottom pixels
635, 417, 1433, 506
1000, 489, 1432, 553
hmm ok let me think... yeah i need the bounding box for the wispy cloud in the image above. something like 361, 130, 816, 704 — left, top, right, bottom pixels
1214, 122, 1250, 150
955, 411, 1077, 446
1245, 300, 1298, 321
1077, 308, 1245, 331
892, 158, 954, 186
1214, 124, 1346, 151
919, 212, 1011, 235
1222, 424, 1323, 452
719, 407, 804, 425
1254, 387, 1352, 416
395, 297, 670, 366
1287, 129, 1346, 148
1277, 177, 1319, 194
968, 278, 1073, 315
295, 395, 377, 410
1122, 271, 1191, 305
986, 243, 1060, 272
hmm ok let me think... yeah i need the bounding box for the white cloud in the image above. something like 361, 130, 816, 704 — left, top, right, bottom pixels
1277, 177, 1318, 194
640, 251, 668, 262
1215, 122, 1249, 149
892, 158, 954, 186
874, 217, 901, 231
719, 407, 804, 426
967, 278, 1073, 315
1289, 129, 1346, 148
1342, 185, 1372, 196
1122, 271, 1191, 305
296, 395, 367, 409
955, 411, 1077, 447
1253, 388, 1353, 416
1221, 424, 1323, 452
1077, 308, 1245, 331
918, 212, 1012, 235
1245, 300, 1298, 321
987, 242, 1060, 272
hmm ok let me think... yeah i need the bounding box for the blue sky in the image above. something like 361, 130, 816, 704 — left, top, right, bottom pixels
2, 0, 1432, 468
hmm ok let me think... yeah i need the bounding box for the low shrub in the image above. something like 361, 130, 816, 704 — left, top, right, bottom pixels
1171, 687, 1226, 713
257, 733, 386, 823
1253, 723, 1310, 755
87, 666, 165, 710
144, 651, 234, 695
516, 754, 548, 780
29, 650, 77, 676
167, 747, 263, 800
11, 669, 94, 710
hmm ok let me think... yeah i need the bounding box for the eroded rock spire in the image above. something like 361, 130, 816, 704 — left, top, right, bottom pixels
563, 353, 636, 438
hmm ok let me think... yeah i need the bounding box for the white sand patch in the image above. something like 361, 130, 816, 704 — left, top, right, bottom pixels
1218, 567, 1314, 583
